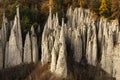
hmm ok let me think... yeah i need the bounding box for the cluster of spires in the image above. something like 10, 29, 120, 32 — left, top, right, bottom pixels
0, 5, 120, 79
0, 6, 39, 69
41, 6, 120, 79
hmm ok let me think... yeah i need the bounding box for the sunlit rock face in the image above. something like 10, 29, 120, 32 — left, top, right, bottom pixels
100, 20, 120, 80
50, 28, 60, 73
1, 13, 9, 53
0, 4, 119, 79
113, 33, 120, 80
55, 25, 67, 78
24, 32, 32, 63
0, 6, 39, 69
23, 26, 38, 63
0, 13, 9, 69
41, 7, 120, 79
5, 6, 23, 68
41, 7, 67, 78
41, 7, 55, 65
0, 12, 10, 69
31, 26, 38, 63
86, 22, 97, 66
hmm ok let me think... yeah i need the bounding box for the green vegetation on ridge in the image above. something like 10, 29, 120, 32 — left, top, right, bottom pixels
0, 0, 119, 34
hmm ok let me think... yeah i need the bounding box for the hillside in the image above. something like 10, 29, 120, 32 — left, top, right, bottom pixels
0, 63, 36, 80
0, 0, 120, 80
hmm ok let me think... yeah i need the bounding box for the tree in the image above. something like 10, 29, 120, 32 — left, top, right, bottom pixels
31, 4, 39, 22
49, 0, 54, 7
89, 0, 100, 14
99, 0, 111, 17
79, 0, 89, 8
111, 0, 120, 20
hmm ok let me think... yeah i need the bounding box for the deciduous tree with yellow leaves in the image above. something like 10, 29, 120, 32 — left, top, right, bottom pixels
99, 0, 111, 17
49, 0, 54, 7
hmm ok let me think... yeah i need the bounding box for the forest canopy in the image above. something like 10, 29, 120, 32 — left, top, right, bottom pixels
0, 0, 119, 34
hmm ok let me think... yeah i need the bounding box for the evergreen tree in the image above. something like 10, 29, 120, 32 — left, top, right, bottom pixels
89, 0, 100, 14
55, 0, 64, 23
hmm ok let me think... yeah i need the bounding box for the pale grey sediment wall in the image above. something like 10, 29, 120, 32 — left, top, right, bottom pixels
0, 5, 120, 80
0, 6, 39, 69
41, 7, 120, 79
